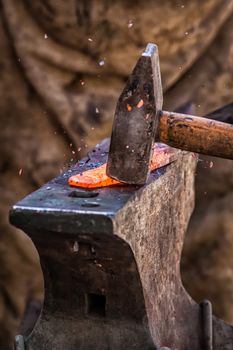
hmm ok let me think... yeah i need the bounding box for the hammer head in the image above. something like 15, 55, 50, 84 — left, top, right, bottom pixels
106, 43, 163, 185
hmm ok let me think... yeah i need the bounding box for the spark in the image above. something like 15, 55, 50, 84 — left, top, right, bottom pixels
73, 241, 79, 253
99, 60, 105, 66
44, 34, 48, 39
19, 168, 23, 176
95, 262, 102, 268
88, 38, 93, 42
137, 99, 144, 108
209, 161, 214, 168
95, 107, 99, 114
128, 20, 134, 28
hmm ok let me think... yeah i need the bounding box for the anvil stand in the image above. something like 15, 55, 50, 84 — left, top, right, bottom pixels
11, 139, 233, 350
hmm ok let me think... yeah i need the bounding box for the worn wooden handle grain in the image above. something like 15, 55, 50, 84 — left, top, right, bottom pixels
158, 111, 233, 159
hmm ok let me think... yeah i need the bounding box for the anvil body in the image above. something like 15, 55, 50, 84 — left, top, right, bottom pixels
10, 140, 233, 350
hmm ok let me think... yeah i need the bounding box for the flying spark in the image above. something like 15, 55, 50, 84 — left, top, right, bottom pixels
128, 20, 134, 28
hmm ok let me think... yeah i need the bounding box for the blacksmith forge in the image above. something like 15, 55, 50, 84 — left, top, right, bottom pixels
10, 140, 233, 350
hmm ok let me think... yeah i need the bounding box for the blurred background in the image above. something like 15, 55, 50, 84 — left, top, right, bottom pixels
0, 0, 233, 347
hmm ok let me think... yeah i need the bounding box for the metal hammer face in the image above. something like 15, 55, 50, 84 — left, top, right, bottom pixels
107, 43, 163, 185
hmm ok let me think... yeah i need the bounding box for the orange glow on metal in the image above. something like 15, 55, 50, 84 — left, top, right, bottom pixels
127, 104, 132, 112
68, 144, 176, 189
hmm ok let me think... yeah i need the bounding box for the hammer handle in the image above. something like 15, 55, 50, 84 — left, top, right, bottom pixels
158, 111, 233, 159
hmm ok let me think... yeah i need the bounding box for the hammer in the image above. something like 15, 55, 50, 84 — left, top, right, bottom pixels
107, 43, 233, 185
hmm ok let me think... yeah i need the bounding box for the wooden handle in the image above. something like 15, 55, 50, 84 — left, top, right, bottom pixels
158, 111, 233, 159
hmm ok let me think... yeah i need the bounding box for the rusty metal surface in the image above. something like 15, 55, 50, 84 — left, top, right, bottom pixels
10, 140, 233, 349
107, 43, 163, 185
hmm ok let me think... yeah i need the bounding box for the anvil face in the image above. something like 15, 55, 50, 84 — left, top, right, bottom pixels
10, 139, 169, 236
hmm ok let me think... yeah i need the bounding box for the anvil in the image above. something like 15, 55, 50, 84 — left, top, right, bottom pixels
11, 140, 233, 350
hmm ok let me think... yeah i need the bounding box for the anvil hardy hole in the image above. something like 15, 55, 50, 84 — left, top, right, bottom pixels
86, 293, 106, 317
68, 190, 99, 198
81, 202, 100, 208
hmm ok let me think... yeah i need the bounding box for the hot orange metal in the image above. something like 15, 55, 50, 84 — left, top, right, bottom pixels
68, 144, 177, 189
